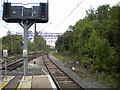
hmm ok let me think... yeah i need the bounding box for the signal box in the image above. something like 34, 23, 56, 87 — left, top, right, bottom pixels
2, 2, 49, 23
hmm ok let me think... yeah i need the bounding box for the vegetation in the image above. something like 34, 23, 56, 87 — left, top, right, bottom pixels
2, 31, 47, 56
2, 31, 23, 55
55, 5, 120, 87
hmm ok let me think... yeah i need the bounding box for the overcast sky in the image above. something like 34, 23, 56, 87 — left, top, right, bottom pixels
0, 0, 119, 46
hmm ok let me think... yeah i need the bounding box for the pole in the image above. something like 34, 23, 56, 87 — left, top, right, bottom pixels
23, 21, 28, 78
4, 58, 7, 81
34, 23, 36, 59
19, 22, 34, 82
3, 50, 9, 81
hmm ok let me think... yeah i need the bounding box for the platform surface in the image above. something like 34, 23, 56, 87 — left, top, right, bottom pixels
0, 76, 15, 89
17, 75, 56, 89
1, 75, 56, 89
17, 76, 32, 89
1, 56, 57, 89
32, 75, 54, 89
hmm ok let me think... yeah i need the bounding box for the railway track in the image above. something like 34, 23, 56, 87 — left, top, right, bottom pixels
43, 53, 85, 90
1, 51, 86, 89
1, 52, 43, 71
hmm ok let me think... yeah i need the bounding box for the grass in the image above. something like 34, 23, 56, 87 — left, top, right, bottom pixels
53, 52, 73, 63
52, 53, 65, 62
52, 52, 119, 88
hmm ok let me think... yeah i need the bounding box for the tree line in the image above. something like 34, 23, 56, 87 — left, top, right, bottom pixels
55, 5, 120, 86
2, 31, 47, 56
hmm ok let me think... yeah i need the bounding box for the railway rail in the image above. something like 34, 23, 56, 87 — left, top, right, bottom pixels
43, 52, 85, 90
1, 52, 43, 71
1, 51, 86, 89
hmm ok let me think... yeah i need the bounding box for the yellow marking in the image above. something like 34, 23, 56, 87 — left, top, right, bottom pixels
0, 82, 9, 89
0, 76, 15, 89
16, 82, 21, 90
17, 76, 32, 90
4, 76, 15, 80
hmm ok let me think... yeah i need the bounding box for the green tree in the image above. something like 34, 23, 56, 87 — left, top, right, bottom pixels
55, 5, 120, 83
2, 31, 23, 55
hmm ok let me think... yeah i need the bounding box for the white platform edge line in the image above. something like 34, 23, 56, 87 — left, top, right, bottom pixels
47, 75, 57, 89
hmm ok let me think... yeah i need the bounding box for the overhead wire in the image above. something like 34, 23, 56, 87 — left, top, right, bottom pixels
51, 0, 66, 23
55, 0, 84, 30
43, 0, 65, 33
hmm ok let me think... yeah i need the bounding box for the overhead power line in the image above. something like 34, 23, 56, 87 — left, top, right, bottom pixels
42, 22, 51, 30
55, 0, 84, 30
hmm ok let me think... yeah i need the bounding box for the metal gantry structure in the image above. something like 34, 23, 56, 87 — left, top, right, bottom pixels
2, 0, 49, 78
40, 33, 63, 40
30, 31, 63, 46
40, 32, 63, 46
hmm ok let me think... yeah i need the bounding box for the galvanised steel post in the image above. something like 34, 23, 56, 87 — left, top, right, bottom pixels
23, 21, 28, 78
34, 23, 36, 59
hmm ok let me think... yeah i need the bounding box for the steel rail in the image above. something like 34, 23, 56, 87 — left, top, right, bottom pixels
46, 52, 85, 90
1, 52, 43, 70
42, 55, 62, 90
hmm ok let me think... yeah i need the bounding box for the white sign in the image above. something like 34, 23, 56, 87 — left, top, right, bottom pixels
23, 50, 27, 58
3, 50, 8, 58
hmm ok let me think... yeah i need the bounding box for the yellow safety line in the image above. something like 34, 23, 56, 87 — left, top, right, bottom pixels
16, 82, 21, 90
0, 81, 9, 89
17, 76, 32, 90
0, 76, 15, 89
16, 76, 24, 90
